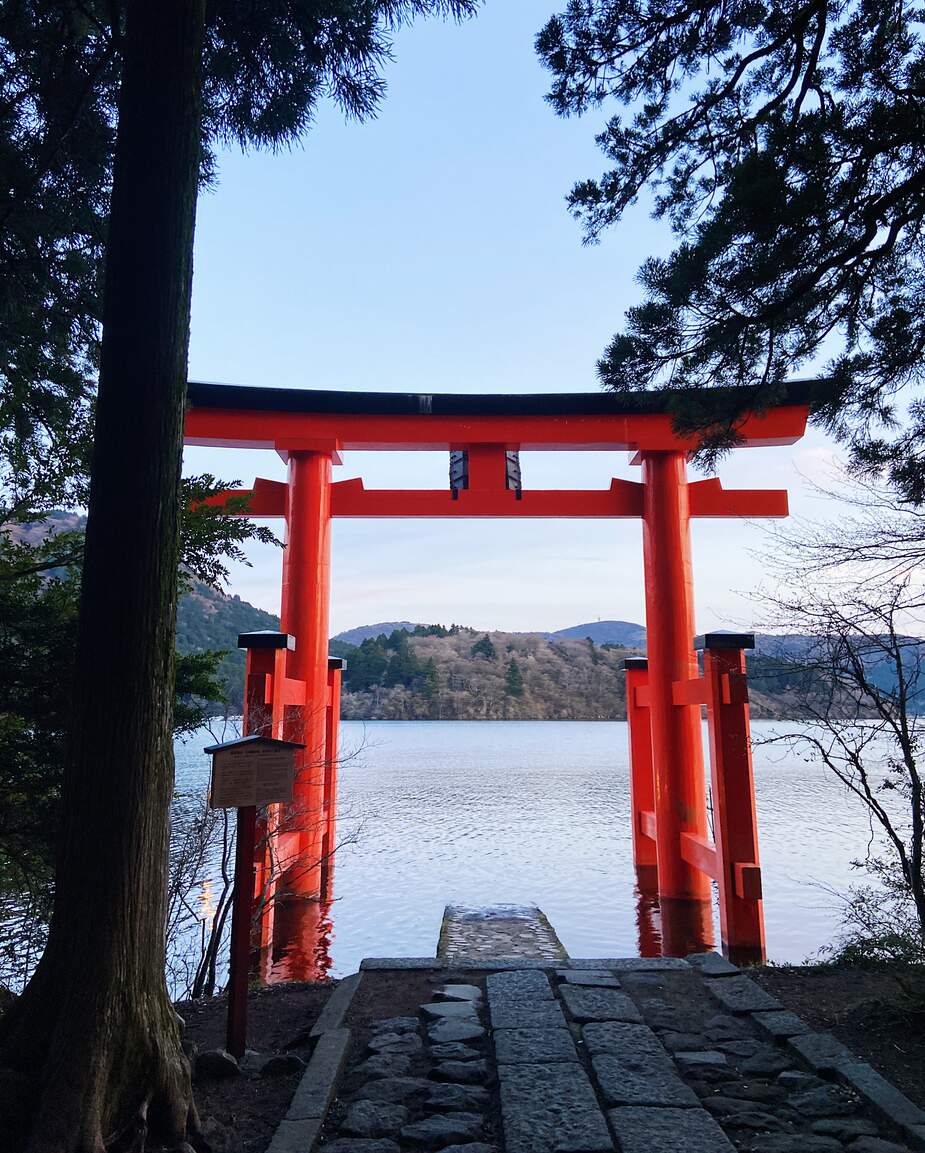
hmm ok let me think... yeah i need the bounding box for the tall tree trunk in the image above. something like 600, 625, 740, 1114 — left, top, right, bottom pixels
0, 2, 206, 1149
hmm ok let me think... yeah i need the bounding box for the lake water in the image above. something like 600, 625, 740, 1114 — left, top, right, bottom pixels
174, 719, 881, 982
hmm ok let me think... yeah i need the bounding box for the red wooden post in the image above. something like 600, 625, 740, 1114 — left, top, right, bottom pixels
699, 633, 766, 963
320, 656, 344, 897
624, 657, 658, 885
226, 631, 293, 1057
640, 451, 711, 900
280, 451, 333, 897
256, 643, 291, 945
226, 802, 256, 1058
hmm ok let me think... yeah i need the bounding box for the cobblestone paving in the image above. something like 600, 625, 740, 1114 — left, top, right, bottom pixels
323, 977, 500, 1153
438, 905, 568, 964
487, 955, 925, 1153
327, 953, 925, 1153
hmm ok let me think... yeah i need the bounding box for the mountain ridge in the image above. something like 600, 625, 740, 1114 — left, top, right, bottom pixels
332, 619, 650, 648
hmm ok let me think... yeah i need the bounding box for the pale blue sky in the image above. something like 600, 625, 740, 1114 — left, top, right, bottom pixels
182, 0, 841, 635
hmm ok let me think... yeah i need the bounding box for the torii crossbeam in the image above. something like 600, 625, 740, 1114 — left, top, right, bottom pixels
185, 381, 814, 962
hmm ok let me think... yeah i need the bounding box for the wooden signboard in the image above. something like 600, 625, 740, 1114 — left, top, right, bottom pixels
207, 738, 297, 809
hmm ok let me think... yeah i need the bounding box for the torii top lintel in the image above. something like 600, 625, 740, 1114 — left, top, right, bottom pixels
183, 381, 814, 520
184, 381, 811, 454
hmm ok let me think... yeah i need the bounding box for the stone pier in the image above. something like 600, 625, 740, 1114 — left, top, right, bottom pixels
437, 904, 568, 965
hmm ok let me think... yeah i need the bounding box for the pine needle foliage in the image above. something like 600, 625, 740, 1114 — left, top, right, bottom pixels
505, 656, 525, 697
537, 0, 925, 498
471, 632, 498, 659
0, 0, 479, 514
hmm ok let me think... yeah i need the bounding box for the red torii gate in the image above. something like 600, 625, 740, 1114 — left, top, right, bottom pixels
185, 381, 812, 961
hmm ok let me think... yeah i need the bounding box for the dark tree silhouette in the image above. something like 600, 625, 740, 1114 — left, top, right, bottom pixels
505, 657, 525, 697
0, 2, 207, 1143
538, 1, 925, 498
0, 6, 208, 1147
471, 633, 498, 660
0, 1, 478, 1149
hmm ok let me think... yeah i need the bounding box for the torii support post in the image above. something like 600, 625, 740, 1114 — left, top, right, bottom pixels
698, 634, 765, 963
640, 451, 710, 901
280, 451, 333, 898
237, 631, 294, 962
624, 632, 766, 961
227, 631, 292, 1057
320, 656, 345, 898
624, 657, 657, 887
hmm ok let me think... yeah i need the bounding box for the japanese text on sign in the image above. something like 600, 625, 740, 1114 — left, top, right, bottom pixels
209, 745, 295, 808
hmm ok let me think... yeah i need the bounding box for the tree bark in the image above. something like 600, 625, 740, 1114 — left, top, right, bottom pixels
0, 1, 206, 1149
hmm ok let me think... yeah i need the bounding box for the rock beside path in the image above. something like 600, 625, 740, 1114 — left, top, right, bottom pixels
367, 1031, 423, 1055
341, 1100, 408, 1138
371, 1016, 420, 1034
400, 1111, 485, 1148
353, 1053, 413, 1080
424, 1083, 491, 1110
194, 1049, 240, 1080
260, 1053, 305, 1077
435, 985, 482, 1003
427, 1020, 486, 1044
429, 1042, 481, 1061
354, 1076, 431, 1104
430, 1059, 492, 1085
438, 1145, 497, 1153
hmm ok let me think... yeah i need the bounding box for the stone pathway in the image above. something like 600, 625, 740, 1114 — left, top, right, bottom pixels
327, 953, 925, 1153
438, 904, 567, 964
488, 955, 925, 1153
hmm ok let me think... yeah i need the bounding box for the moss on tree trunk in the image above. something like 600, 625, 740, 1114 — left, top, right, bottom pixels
0, 1, 206, 1148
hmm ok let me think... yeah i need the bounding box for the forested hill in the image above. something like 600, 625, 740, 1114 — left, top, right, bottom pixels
175, 581, 279, 706
6, 515, 281, 692
335, 627, 632, 720
173, 591, 818, 719
330, 625, 793, 721
177, 600, 659, 718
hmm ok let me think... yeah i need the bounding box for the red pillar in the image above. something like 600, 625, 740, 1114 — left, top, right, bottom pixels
280, 451, 332, 897
226, 636, 284, 1056
640, 451, 710, 900
236, 632, 293, 961
701, 636, 766, 962
320, 656, 344, 898
624, 657, 658, 884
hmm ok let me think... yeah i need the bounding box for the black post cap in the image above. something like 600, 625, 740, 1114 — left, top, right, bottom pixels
238, 631, 296, 650
694, 632, 755, 651
623, 657, 648, 670
328, 656, 347, 670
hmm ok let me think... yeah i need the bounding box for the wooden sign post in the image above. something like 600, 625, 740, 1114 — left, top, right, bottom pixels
204, 734, 303, 1057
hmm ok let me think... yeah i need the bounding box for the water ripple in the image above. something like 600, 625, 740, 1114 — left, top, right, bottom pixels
172, 719, 889, 977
